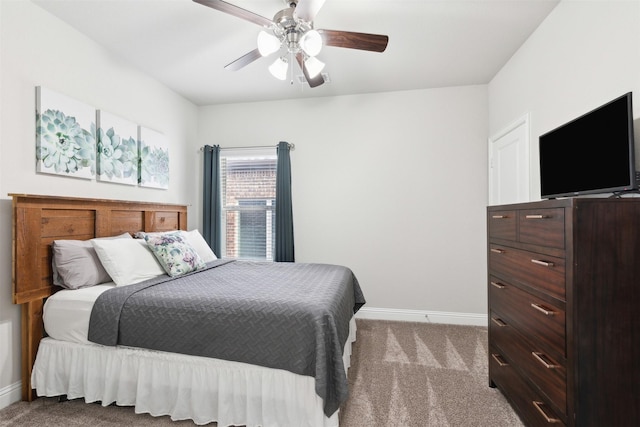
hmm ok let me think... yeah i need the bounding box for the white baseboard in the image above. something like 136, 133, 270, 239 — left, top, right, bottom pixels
0, 381, 22, 410
356, 307, 488, 326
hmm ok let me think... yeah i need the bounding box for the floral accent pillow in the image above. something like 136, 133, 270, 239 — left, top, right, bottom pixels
144, 232, 205, 277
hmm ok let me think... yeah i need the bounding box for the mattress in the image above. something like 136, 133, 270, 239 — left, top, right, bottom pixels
43, 283, 116, 344
37, 285, 356, 427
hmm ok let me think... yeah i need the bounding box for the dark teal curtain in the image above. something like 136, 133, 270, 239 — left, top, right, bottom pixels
275, 141, 295, 262
202, 145, 221, 257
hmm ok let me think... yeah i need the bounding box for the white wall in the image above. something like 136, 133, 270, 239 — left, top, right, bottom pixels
489, 0, 640, 200
198, 86, 489, 319
0, 0, 199, 405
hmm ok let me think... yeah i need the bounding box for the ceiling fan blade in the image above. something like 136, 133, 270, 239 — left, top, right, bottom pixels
225, 48, 262, 71
318, 29, 388, 52
294, 0, 326, 22
193, 0, 272, 28
295, 53, 324, 88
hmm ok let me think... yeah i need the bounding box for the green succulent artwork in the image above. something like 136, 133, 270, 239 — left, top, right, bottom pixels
138, 126, 169, 189
36, 109, 96, 177
35, 88, 169, 189
97, 126, 139, 184
139, 143, 170, 188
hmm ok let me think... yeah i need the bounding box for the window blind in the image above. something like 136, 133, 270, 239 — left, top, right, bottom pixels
219, 149, 277, 260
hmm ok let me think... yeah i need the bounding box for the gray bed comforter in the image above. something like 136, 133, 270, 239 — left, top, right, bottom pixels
88, 260, 365, 416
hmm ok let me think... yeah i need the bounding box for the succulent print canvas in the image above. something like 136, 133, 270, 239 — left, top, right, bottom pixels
138, 126, 169, 189
96, 110, 139, 185
36, 87, 96, 179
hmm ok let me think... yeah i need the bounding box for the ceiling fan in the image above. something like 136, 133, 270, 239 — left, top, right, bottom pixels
193, 0, 389, 88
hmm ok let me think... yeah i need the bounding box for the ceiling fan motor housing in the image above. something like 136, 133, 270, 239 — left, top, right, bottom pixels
272, 5, 314, 54
273, 7, 297, 31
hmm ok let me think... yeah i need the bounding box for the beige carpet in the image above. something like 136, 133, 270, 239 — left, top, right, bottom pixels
339, 320, 523, 426
0, 319, 523, 426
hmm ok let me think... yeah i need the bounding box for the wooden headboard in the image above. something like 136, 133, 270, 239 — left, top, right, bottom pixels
10, 193, 188, 401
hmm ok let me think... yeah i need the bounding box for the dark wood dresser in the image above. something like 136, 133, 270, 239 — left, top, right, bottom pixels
487, 198, 640, 426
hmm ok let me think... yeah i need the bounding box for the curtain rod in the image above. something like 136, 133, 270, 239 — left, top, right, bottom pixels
199, 143, 295, 152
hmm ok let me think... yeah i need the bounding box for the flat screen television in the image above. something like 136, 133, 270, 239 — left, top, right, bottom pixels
539, 92, 636, 199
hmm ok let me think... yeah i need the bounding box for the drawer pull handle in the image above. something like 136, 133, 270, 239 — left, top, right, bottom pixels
491, 248, 505, 254
531, 303, 555, 316
492, 215, 508, 219
532, 352, 560, 369
532, 401, 561, 424
491, 317, 507, 327
525, 214, 548, 219
491, 353, 509, 367
490, 281, 505, 289
531, 259, 554, 267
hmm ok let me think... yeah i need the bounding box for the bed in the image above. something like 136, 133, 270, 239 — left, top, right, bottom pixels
11, 194, 363, 427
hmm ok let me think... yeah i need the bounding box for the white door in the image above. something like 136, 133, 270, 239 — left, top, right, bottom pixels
488, 114, 530, 205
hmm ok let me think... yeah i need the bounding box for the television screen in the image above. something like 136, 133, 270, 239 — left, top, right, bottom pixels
539, 92, 636, 199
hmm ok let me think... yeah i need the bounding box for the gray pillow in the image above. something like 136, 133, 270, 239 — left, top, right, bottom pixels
52, 232, 132, 289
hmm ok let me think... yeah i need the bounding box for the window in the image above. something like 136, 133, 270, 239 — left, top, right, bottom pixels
220, 149, 277, 260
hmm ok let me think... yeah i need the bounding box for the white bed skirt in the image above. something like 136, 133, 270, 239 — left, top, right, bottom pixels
31, 317, 357, 427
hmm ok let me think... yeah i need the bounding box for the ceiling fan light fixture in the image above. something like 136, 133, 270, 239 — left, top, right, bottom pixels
304, 55, 325, 78
257, 31, 281, 56
193, 0, 389, 89
269, 57, 289, 80
300, 29, 322, 56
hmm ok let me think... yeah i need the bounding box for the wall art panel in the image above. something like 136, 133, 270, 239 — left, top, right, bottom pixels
35, 86, 96, 179
96, 110, 139, 185
138, 126, 169, 189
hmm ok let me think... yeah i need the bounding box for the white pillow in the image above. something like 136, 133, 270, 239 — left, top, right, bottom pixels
91, 239, 165, 286
182, 229, 218, 263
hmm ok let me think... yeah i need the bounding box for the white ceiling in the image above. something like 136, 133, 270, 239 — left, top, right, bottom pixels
31, 0, 560, 106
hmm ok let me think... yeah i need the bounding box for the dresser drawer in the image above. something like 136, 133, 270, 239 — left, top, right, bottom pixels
489, 276, 565, 357
488, 210, 517, 241
489, 244, 565, 300
490, 347, 566, 427
518, 208, 565, 249
490, 312, 567, 416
